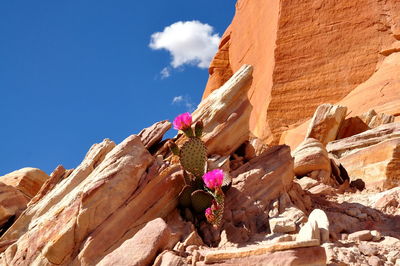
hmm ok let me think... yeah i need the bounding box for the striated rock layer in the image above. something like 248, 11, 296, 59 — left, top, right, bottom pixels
203, 0, 400, 144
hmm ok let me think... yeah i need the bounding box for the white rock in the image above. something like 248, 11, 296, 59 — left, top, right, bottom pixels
308, 209, 330, 243
296, 219, 320, 243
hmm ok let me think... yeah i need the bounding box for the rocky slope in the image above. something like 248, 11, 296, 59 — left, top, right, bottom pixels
1, 1, 400, 265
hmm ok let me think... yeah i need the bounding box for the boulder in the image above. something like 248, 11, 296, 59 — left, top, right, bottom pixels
292, 138, 331, 176
0, 167, 50, 198
327, 123, 400, 189
192, 64, 253, 155
0, 183, 29, 228
305, 104, 347, 145
296, 219, 320, 243
97, 218, 173, 266
269, 216, 296, 234
308, 209, 330, 244
348, 230, 373, 242
138, 120, 171, 150
153, 251, 186, 266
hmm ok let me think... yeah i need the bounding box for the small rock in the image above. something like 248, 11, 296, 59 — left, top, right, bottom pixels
271, 234, 294, 243
153, 251, 186, 266
174, 242, 185, 253
348, 230, 373, 241
359, 243, 379, 256
192, 250, 200, 266
269, 216, 296, 233
368, 256, 384, 266
357, 213, 368, 220
371, 230, 382, 241
183, 231, 204, 247
269, 200, 279, 218
297, 176, 319, 190
387, 251, 400, 263
186, 245, 199, 253
346, 208, 361, 217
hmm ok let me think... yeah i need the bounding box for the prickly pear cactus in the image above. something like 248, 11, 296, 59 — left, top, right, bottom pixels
191, 190, 213, 213
178, 185, 195, 208
180, 137, 207, 177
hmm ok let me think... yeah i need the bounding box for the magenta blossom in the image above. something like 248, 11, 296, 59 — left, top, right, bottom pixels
205, 207, 215, 222
202, 169, 224, 190
173, 112, 192, 131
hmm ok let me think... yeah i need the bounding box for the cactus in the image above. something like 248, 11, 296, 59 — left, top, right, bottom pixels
179, 137, 207, 178
178, 185, 194, 208
171, 112, 228, 228
191, 189, 213, 213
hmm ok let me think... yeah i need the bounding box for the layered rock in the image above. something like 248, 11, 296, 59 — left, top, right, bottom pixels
305, 104, 347, 146
327, 123, 400, 189
292, 138, 331, 177
204, 0, 400, 144
0, 123, 185, 265
97, 218, 174, 266
222, 145, 295, 244
0, 184, 29, 230
0, 168, 49, 198
192, 64, 253, 155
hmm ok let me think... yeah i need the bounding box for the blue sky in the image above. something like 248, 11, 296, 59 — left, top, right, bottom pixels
0, 1, 236, 175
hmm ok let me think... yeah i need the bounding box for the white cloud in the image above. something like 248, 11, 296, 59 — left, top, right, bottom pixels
160, 67, 171, 79
172, 95, 195, 112
150, 20, 220, 69
172, 96, 184, 103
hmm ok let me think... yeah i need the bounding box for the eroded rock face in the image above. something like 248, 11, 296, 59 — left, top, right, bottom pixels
0, 168, 50, 198
204, 0, 400, 144
222, 145, 294, 244
0, 131, 185, 265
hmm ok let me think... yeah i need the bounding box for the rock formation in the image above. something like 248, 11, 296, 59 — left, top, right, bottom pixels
1, 0, 400, 265
204, 0, 400, 144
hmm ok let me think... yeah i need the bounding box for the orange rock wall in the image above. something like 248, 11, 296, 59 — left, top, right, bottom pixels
203, 0, 399, 143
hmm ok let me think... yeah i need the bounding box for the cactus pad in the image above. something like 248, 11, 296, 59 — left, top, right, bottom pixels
178, 185, 194, 208
180, 137, 207, 177
191, 190, 213, 213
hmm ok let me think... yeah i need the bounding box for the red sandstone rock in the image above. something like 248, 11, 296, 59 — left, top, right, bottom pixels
204, 0, 400, 144
292, 138, 331, 176
97, 218, 173, 266
305, 104, 347, 146
0, 183, 29, 228
0, 132, 184, 265
327, 123, 400, 189
0, 167, 50, 198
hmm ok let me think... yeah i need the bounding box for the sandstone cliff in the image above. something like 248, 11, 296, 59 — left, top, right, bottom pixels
204, 0, 400, 144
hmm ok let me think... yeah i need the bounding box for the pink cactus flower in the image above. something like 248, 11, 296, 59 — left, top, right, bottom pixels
173, 112, 192, 130
205, 207, 214, 222
202, 169, 224, 190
